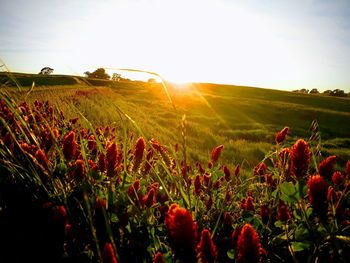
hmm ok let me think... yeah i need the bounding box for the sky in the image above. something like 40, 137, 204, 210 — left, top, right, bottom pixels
1, 0, 350, 92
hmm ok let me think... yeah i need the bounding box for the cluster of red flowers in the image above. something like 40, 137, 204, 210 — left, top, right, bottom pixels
1, 98, 349, 263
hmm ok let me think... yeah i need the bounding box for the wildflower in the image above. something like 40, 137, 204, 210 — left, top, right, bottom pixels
150, 138, 163, 152
211, 145, 224, 164
214, 179, 222, 189
232, 226, 242, 248
48, 106, 54, 117
206, 196, 213, 210
332, 171, 344, 186
265, 174, 275, 186
34, 149, 48, 169
260, 204, 270, 224
243, 196, 255, 211
94, 197, 107, 210
181, 165, 188, 180
290, 139, 310, 178
143, 188, 155, 208
147, 182, 159, 192
106, 142, 118, 177
132, 137, 146, 172
104, 126, 110, 137
174, 143, 179, 152
34, 100, 42, 109
223, 212, 233, 227
165, 204, 198, 257
223, 166, 231, 182
128, 179, 141, 201
203, 173, 211, 187
254, 162, 267, 177
194, 175, 202, 195
88, 159, 98, 173
277, 201, 291, 222
236, 224, 263, 263
196, 162, 205, 174
143, 149, 154, 175
346, 160, 350, 177
88, 135, 97, 154
279, 148, 291, 169
21, 142, 33, 154
307, 175, 328, 216
225, 190, 232, 203
327, 186, 339, 203
43, 202, 67, 225
95, 154, 104, 173
69, 117, 79, 125
74, 159, 85, 179
150, 139, 173, 168
235, 164, 240, 177
3, 132, 14, 152
119, 211, 129, 228
65, 223, 74, 241
240, 198, 246, 210
62, 131, 77, 160
208, 161, 213, 169
102, 242, 118, 263
80, 128, 87, 139
153, 252, 164, 263
318, 156, 336, 179
196, 229, 218, 263
275, 127, 289, 144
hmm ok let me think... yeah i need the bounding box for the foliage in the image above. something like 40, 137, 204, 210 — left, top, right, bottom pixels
323, 89, 347, 97
85, 68, 111, 80
0, 93, 349, 262
39, 67, 54, 75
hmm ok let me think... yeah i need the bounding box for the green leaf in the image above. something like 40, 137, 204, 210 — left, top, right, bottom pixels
281, 182, 296, 196
295, 225, 310, 241
271, 189, 278, 198
317, 225, 327, 236
274, 221, 284, 228
291, 241, 310, 252
306, 207, 313, 218
111, 213, 118, 223
295, 181, 307, 200
227, 249, 235, 259
280, 182, 297, 204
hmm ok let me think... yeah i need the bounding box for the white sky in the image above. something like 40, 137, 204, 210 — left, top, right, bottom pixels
1, 0, 350, 91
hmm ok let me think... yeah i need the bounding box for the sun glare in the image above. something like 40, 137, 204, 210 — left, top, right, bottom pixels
3, 0, 349, 91
69, 0, 304, 86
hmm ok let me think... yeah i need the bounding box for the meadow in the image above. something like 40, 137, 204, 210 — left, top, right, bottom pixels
1, 73, 350, 262
3, 73, 350, 171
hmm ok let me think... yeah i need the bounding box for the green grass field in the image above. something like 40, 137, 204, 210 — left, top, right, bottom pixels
2, 72, 350, 170
1, 72, 350, 262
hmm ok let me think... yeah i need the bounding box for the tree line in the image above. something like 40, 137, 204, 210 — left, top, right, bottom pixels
292, 88, 349, 97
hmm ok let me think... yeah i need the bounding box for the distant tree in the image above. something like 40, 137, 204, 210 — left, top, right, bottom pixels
39, 67, 54, 75
309, 88, 319, 94
84, 68, 110, 80
147, 78, 157, 83
323, 90, 332, 94
331, 89, 346, 97
112, 73, 122, 81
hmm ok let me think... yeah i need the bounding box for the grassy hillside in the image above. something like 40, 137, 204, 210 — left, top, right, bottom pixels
3, 74, 350, 169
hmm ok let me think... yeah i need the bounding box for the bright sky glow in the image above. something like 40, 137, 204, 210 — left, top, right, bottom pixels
1, 0, 350, 91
